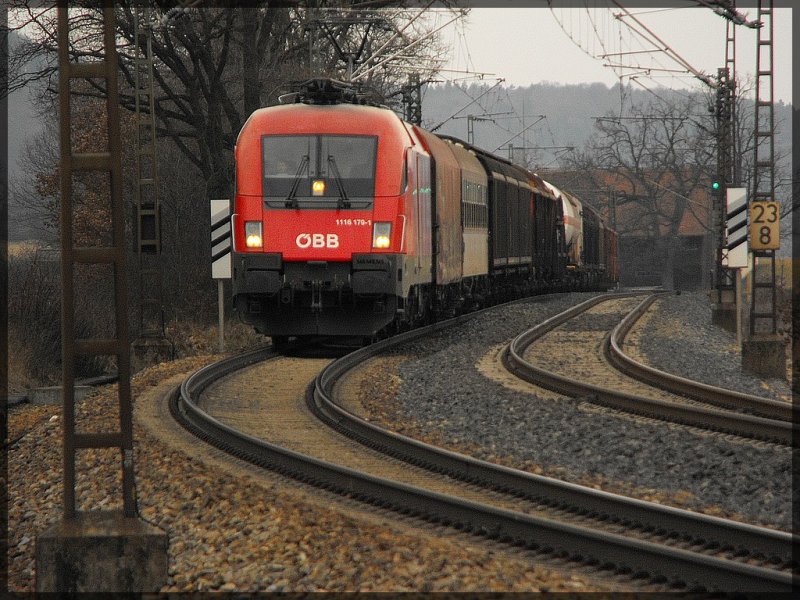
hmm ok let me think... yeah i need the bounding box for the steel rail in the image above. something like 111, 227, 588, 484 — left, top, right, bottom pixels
310, 294, 794, 563
606, 294, 794, 422
173, 386, 791, 590
503, 295, 796, 446
170, 293, 794, 591
172, 384, 793, 592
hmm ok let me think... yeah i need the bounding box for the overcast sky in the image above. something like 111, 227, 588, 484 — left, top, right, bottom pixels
439, 4, 793, 104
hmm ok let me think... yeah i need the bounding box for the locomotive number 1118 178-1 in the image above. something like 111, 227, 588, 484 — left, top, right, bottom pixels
335, 218, 372, 226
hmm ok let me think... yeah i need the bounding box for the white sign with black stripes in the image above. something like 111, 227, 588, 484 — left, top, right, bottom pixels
210, 199, 232, 279
723, 187, 747, 268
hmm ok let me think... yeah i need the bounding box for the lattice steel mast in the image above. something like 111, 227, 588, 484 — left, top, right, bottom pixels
133, 5, 164, 339
57, 3, 137, 519
713, 66, 735, 292
714, 2, 742, 284
748, 0, 778, 336
402, 73, 423, 125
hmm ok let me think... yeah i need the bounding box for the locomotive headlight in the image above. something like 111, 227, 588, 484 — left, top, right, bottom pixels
245, 221, 263, 248
312, 179, 326, 196
372, 221, 392, 249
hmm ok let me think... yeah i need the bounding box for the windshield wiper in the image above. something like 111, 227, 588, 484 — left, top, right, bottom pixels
327, 155, 351, 209
285, 154, 309, 208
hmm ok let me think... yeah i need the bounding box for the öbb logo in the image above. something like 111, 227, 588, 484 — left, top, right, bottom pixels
295, 233, 339, 249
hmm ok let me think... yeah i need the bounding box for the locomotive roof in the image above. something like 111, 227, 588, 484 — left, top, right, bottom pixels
235, 103, 413, 199
238, 102, 412, 143
279, 77, 386, 107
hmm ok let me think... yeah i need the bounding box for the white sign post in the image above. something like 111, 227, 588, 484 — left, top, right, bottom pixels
723, 188, 748, 343
736, 268, 743, 345
211, 199, 232, 352
723, 187, 748, 268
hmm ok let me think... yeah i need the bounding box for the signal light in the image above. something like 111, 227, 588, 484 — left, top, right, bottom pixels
712, 181, 721, 191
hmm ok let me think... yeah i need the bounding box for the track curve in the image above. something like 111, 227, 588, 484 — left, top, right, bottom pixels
171, 294, 795, 592
606, 294, 793, 422
502, 294, 796, 445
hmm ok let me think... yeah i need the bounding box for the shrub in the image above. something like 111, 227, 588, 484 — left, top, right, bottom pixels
8, 247, 111, 387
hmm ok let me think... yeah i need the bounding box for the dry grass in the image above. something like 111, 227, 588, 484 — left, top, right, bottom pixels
8, 318, 267, 393
165, 318, 267, 359
7, 329, 38, 394
8, 241, 47, 257
774, 257, 795, 291
7, 241, 268, 392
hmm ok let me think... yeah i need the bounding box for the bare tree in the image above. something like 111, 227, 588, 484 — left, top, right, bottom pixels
9, 113, 59, 242
568, 92, 716, 288
6, 2, 454, 199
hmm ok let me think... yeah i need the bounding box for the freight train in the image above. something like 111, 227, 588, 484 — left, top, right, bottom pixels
231, 79, 618, 345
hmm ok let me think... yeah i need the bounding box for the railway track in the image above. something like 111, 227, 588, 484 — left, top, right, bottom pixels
502, 294, 797, 446
606, 294, 794, 422
171, 293, 795, 592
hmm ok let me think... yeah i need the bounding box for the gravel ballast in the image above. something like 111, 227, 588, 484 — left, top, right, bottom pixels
9, 291, 791, 592
381, 292, 792, 531
636, 291, 791, 401
9, 357, 615, 593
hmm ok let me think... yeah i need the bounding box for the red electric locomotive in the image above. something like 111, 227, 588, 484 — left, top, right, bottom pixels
232, 80, 435, 340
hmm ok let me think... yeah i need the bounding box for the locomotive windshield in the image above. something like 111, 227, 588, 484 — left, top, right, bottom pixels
262, 134, 377, 208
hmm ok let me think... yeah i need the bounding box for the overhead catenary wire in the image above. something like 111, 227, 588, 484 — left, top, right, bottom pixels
429, 77, 505, 132
610, 1, 717, 88
548, 1, 736, 99
438, 5, 725, 167
493, 115, 547, 153
347, 1, 436, 79
351, 10, 466, 82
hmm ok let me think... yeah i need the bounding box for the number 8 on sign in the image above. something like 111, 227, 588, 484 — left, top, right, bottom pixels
749, 201, 780, 250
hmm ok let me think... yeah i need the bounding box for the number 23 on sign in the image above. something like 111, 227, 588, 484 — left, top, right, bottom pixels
749, 201, 780, 250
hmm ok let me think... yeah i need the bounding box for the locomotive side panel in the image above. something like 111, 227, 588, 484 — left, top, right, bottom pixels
405, 150, 434, 291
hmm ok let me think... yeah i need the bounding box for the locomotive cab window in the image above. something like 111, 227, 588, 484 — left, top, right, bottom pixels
262, 134, 377, 208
